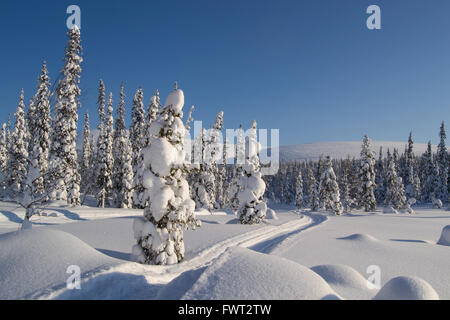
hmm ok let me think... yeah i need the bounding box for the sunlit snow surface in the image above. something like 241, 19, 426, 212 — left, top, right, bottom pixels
0, 200, 449, 300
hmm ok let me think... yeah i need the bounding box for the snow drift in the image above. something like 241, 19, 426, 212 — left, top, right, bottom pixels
311, 264, 375, 300
437, 225, 450, 246
311, 264, 369, 289
374, 276, 439, 300
337, 233, 378, 243
161, 246, 341, 300
0, 228, 118, 299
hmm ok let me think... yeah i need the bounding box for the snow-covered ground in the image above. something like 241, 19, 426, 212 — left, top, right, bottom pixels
0, 201, 449, 300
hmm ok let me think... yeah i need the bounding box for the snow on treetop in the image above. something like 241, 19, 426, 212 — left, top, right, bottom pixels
164, 82, 184, 113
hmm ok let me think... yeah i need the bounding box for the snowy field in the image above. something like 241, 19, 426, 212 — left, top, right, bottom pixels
0, 201, 449, 300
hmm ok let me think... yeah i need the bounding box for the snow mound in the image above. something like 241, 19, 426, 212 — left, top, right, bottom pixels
265, 208, 278, 220
437, 225, 450, 246
171, 246, 340, 300
0, 228, 118, 299
337, 233, 378, 242
374, 276, 439, 300
311, 264, 368, 289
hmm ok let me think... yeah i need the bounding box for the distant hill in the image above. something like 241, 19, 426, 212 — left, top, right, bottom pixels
274, 141, 437, 162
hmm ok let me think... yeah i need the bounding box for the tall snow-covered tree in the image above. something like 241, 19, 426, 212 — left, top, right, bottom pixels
318, 156, 343, 215
81, 111, 92, 193
228, 124, 245, 212
295, 169, 304, 209
96, 80, 106, 130
404, 132, 417, 200
205, 111, 224, 209
340, 166, 353, 213
191, 128, 214, 210
130, 87, 146, 170
112, 84, 134, 208
48, 26, 82, 205
375, 147, 386, 204
95, 92, 114, 208
132, 83, 200, 265
6, 89, 28, 195
132, 89, 160, 209
0, 123, 7, 173
217, 135, 228, 208
357, 135, 377, 212
238, 121, 267, 224
422, 141, 439, 203
94, 79, 106, 170
436, 121, 448, 202
130, 87, 146, 208
26, 62, 51, 195
384, 153, 407, 212
145, 89, 160, 146
306, 167, 319, 211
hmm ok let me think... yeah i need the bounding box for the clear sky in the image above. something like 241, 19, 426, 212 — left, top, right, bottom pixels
0, 0, 449, 146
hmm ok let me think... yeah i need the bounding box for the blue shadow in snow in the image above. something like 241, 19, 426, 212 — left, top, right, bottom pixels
52, 208, 87, 221
96, 248, 131, 261
0, 211, 58, 226
390, 239, 429, 244
0, 211, 23, 223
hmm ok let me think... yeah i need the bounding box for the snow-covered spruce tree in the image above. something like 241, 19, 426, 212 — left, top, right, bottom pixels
48, 26, 82, 205
0, 123, 7, 173
229, 124, 245, 212
96, 80, 106, 130
436, 121, 448, 202
96, 93, 114, 208
132, 83, 200, 265
357, 135, 377, 212
80, 111, 92, 193
132, 89, 160, 209
130, 87, 146, 208
191, 128, 214, 210
204, 111, 224, 209
411, 169, 421, 203
341, 166, 353, 213
393, 148, 400, 172
306, 167, 320, 211
26, 62, 52, 195
217, 135, 228, 209
112, 84, 134, 208
238, 121, 267, 224
375, 147, 386, 204
6, 89, 28, 195
422, 141, 439, 203
145, 88, 160, 146
295, 169, 304, 210
404, 132, 417, 201
94, 79, 106, 175
384, 153, 408, 213
318, 156, 343, 215
316, 155, 325, 209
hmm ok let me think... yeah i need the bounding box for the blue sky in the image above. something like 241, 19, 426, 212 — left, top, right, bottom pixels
0, 0, 449, 146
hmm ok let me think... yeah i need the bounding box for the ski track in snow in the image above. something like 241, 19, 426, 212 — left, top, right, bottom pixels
250, 212, 328, 255
35, 211, 328, 300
